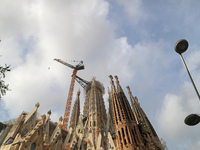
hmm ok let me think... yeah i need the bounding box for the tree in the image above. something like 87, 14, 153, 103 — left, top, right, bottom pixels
0, 64, 10, 99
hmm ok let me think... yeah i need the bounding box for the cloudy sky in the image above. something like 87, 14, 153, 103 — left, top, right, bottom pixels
1, 0, 200, 149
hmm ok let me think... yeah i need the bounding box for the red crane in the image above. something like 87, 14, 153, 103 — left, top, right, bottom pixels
54, 59, 84, 130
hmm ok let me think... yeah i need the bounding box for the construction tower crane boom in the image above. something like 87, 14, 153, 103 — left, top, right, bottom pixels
54, 59, 84, 70
54, 58, 84, 131
75, 75, 90, 90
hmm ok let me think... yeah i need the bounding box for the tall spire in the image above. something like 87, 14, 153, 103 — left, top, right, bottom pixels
109, 75, 145, 150
109, 75, 116, 93
114, 76, 136, 123
70, 90, 80, 128
127, 86, 140, 124
107, 87, 113, 122
83, 78, 107, 149
107, 87, 116, 137
127, 86, 163, 149
114, 75, 123, 93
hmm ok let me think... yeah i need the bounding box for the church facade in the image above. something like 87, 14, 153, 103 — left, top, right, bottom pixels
0, 76, 164, 150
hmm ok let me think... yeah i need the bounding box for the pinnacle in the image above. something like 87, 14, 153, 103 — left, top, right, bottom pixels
114, 75, 123, 93
114, 75, 119, 84
59, 116, 63, 122
127, 86, 132, 96
77, 89, 80, 96
35, 102, 40, 108
109, 75, 114, 85
47, 109, 52, 115
109, 75, 116, 93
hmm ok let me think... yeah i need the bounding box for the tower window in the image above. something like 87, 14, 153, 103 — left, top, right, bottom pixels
22, 129, 28, 137
125, 126, 130, 144
122, 128, 125, 137
31, 143, 36, 150
4, 137, 14, 145
0, 128, 5, 137
94, 114, 96, 119
94, 121, 96, 126
103, 132, 106, 136
122, 128, 127, 145
118, 131, 121, 141
94, 138, 96, 144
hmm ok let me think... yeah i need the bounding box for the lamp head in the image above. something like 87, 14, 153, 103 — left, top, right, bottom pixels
175, 39, 189, 54
184, 114, 200, 126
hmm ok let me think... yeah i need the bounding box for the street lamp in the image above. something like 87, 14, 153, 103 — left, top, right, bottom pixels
184, 114, 200, 126
175, 39, 200, 126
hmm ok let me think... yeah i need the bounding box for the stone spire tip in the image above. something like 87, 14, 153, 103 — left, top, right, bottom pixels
92, 76, 96, 82
114, 75, 119, 84
47, 109, 51, 115
126, 86, 132, 96
109, 75, 114, 85
135, 96, 139, 102
77, 89, 81, 96
35, 102, 40, 108
59, 116, 63, 122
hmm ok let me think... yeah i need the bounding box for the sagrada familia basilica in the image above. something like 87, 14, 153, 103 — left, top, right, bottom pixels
0, 75, 165, 150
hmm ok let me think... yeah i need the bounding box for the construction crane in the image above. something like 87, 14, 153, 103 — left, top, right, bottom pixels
54, 58, 84, 131
75, 75, 90, 90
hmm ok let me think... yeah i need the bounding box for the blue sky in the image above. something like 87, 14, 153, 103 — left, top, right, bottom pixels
1, 0, 200, 149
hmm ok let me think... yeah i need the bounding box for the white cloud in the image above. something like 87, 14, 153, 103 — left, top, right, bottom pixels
115, 0, 147, 24
158, 94, 188, 139
158, 81, 200, 149
186, 46, 200, 73
0, 0, 112, 122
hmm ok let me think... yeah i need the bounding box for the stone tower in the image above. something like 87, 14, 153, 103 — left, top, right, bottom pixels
109, 75, 146, 150
127, 86, 163, 149
83, 77, 107, 149
107, 88, 116, 137
70, 90, 80, 128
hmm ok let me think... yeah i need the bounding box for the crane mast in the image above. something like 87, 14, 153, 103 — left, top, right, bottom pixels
54, 58, 84, 131
63, 69, 77, 130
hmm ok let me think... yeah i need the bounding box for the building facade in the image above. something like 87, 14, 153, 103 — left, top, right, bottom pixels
0, 76, 164, 150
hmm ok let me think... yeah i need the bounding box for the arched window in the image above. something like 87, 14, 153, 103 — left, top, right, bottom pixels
30, 143, 36, 150
94, 138, 96, 144
4, 137, 14, 145
22, 129, 28, 137
94, 121, 96, 126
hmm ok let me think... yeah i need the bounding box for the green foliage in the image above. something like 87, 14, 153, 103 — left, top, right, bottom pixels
0, 64, 10, 99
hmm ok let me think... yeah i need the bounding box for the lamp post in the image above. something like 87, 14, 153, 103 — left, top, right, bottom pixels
175, 39, 200, 126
